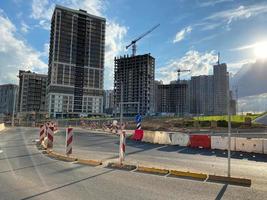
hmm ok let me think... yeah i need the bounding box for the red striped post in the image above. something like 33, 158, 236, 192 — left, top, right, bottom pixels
39, 124, 46, 143
119, 124, 126, 165
47, 124, 54, 148
66, 128, 73, 155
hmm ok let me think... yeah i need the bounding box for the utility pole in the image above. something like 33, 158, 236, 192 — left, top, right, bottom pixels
227, 89, 232, 177
11, 87, 17, 127
120, 83, 123, 125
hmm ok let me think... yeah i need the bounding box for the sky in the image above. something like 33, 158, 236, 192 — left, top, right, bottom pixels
0, 0, 267, 92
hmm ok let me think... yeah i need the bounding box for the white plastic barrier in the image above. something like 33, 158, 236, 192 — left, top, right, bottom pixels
170, 133, 190, 146
211, 136, 236, 151
263, 139, 267, 154
0, 123, 5, 131
142, 131, 156, 143
235, 138, 263, 153
154, 131, 171, 145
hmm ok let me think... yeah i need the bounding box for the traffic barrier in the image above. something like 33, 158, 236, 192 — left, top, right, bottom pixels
155, 131, 171, 144
132, 129, 144, 141
0, 123, 5, 131
235, 138, 263, 153
47, 125, 54, 148
170, 133, 190, 146
263, 139, 267, 154
142, 131, 156, 143
66, 128, 73, 155
211, 136, 236, 151
39, 124, 46, 143
189, 135, 211, 149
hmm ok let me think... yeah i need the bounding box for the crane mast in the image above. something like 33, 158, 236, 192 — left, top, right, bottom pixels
177, 69, 190, 83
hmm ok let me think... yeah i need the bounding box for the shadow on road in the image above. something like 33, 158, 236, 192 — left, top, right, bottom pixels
21, 169, 115, 200
215, 184, 228, 200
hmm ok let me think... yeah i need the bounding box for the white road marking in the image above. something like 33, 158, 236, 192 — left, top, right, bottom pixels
0, 150, 3, 153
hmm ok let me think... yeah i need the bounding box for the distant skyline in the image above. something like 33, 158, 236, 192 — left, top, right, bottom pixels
0, 0, 267, 103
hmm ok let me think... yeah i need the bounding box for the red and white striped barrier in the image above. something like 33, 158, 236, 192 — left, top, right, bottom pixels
119, 124, 126, 164
39, 124, 46, 143
66, 128, 73, 155
47, 124, 54, 148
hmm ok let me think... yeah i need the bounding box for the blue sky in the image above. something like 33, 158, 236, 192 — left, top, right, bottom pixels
0, 0, 267, 90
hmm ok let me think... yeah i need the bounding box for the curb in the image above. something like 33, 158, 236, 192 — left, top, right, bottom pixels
76, 158, 102, 166
169, 170, 207, 181
107, 162, 137, 171
208, 175, 251, 187
36, 143, 251, 187
47, 150, 77, 162
137, 166, 169, 175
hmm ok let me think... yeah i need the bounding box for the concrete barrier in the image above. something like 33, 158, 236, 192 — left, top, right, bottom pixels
142, 131, 156, 143
155, 131, 171, 145
236, 138, 263, 153
211, 136, 236, 151
170, 133, 190, 146
263, 139, 267, 154
0, 123, 5, 132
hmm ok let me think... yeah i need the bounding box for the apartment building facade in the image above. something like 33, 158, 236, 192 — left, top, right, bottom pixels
47, 5, 105, 118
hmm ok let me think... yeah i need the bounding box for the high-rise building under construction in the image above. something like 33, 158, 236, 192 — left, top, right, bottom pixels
114, 54, 155, 115
47, 5, 105, 118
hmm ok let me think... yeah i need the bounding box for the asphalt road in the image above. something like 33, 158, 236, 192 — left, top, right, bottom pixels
253, 113, 267, 126
1, 127, 267, 199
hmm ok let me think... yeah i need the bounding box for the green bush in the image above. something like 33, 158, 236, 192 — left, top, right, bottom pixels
199, 120, 211, 127
217, 120, 228, 127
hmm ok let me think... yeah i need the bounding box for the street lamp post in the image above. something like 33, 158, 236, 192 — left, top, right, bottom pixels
227, 89, 232, 177
11, 87, 17, 127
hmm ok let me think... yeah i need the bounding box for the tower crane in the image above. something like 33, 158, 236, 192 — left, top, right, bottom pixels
177, 68, 190, 83
126, 24, 160, 56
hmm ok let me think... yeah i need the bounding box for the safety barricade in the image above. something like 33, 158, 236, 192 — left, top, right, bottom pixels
132, 129, 144, 141
189, 135, 211, 149
154, 131, 171, 145
141, 131, 156, 143
170, 133, 190, 146
263, 139, 267, 154
235, 138, 263, 154
211, 136, 236, 151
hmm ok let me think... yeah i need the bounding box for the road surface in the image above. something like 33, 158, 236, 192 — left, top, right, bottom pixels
253, 113, 267, 126
1, 127, 267, 199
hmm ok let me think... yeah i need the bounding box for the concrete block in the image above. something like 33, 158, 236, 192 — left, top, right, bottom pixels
211, 136, 236, 151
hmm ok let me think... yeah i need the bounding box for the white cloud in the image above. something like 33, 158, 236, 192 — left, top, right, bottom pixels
239, 93, 267, 113
206, 4, 267, 24
173, 26, 192, 43
156, 50, 218, 84
20, 21, 30, 33
0, 12, 47, 84
192, 3, 267, 31
104, 21, 127, 89
227, 59, 255, 76
199, 0, 233, 7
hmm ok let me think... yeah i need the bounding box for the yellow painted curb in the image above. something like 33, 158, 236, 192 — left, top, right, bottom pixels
170, 170, 207, 180
76, 158, 102, 166
208, 175, 251, 187
137, 166, 169, 175
47, 151, 77, 162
